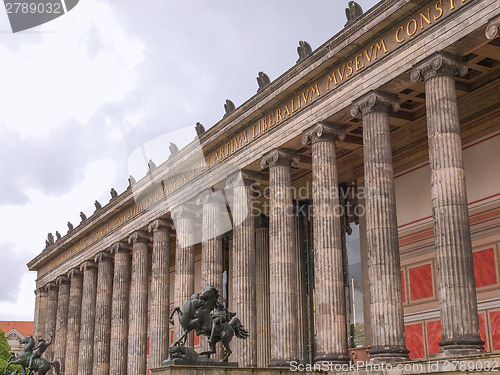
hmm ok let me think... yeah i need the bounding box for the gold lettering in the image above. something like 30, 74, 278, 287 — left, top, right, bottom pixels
396, 26, 405, 43
262, 118, 268, 132
205, 156, 211, 168
253, 125, 259, 138
291, 98, 298, 112
301, 89, 310, 105
448, 0, 455, 10
434, 0, 443, 19
276, 108, 283, 122
268, 113, 275, 127
407, 19, 417, 36
346, 60, 354, 77
375, 39, 388, 57
241, 131, 248, 143
283, 105, 291, 117
337, 65, 346, 81
420, 8, 431, 29
327, 73, 338, 90
355, 54, 365, 71
310, 83, 320, 98
214, 152, 219, 163
364, 45, 374, 62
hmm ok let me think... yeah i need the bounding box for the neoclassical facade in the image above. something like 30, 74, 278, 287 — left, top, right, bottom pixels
28, 0, 500, 374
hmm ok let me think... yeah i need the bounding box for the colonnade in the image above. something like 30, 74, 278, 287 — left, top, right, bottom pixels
33, 51, 484, 373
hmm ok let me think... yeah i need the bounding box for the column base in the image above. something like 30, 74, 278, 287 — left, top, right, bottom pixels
313, 353, 349, 364
268, 360, 298, 367
437, 337, 485, 358
369, 345, 409, 362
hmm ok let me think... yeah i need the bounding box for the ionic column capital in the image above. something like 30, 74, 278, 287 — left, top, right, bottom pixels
196, 189, 222, 206
128, 230, 152, 245
37, 286, 48, 296
110, 240, 131, 254
80, 260, 97, 272
486, 16, 500, 40
226, 170, 261, 189
45, 281, 57, 292
171, 204, 197, 220
302, 122, 346, 145
56, 275, 70, 286
410, 52, 468, 82
148, 218, 173, 233
95, 250, 114, 263
67, 268, 83, 279
350, 90, 400, 116
260, 148, 299, 169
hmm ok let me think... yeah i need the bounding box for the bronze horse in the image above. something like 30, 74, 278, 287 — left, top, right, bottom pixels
3, 336, 60, 375
169, 286, 249, 362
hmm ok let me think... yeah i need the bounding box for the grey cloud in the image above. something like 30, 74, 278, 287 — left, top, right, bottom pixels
0, 242, 28, 302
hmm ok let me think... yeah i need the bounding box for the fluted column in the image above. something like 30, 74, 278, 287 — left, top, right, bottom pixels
44, 282, 58, 360
255, 217, 271, 368
128, 231, 151, 375
226, 171, 259, 366
78, 261, 98, 375
197, 190, 225, 355
148, 219, 172, 368
411, 52, 484, 355
93, 251, 114, 375
171, 206, 196, 348
261, 148, 300, 366
65, 269, 83, 375
34, 288, 48, 339
109, 241, 131, 375
302, 123, 348, 363
351, 91, 409, 361
53, 276, 70, 371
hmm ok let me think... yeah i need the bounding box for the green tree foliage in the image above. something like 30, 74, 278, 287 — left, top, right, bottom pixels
0, 329, 23, 373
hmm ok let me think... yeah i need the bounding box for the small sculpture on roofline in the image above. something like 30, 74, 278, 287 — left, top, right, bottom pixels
223, 99, 235, 118
195, 122, 206, 137
297, 40, 312, 63
345, 1, 363, 26
256, 72, 270, 92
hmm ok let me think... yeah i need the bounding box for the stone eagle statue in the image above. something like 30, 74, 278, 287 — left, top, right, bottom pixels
80, 211, 87, 222
67, 221, 74, 232
110, 188, 118, 200
297, 40, 312, 63
195, 122, 205, 137
256, 71, 270, 92
223, 99, 235, 118
94, 200, 102, 211
55, 231, 61, 240
128, 175, 136, 187
345, 1, 363, 26
148, 159, 157, 171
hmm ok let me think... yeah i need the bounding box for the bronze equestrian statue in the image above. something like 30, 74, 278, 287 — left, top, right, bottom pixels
168, 285, 249, 362
3, 335, 60, 375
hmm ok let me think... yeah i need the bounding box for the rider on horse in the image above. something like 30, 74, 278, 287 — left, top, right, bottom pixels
28, 335, 53, 370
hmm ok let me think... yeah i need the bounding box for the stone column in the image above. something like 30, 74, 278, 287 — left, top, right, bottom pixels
53, 276, 70, 371
78, 261, 98, 375
255, 217, 271, 368
148, 219, 172, 368
44, 282, 58, 360
260, 148, 300, 366
128, 231, 151, 375
65, 269, 83, 375
34, 287, 48, 339
171, 206, 196, 348
226, 171, 259, 366
93, 251, 114, 375
302, 123, 348, 363
351, 91, 409, 361
197, 190, 224, 355
411, 52, 484, 355
109, 241, 131, 375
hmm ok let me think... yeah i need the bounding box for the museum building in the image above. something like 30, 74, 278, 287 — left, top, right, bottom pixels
28, 0, 500, 374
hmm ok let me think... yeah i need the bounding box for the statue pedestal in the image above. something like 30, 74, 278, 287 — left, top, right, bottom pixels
162, 346, 237, 367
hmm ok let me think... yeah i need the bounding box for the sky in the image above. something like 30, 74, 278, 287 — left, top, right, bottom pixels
0, 0, 380, 321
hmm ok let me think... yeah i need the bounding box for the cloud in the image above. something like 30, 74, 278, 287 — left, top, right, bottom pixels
0, 242, 28, 303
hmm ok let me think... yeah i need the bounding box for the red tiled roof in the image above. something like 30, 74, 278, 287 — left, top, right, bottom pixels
0, 321, 34, 337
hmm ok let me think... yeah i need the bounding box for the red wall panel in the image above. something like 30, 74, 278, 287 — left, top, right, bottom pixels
426, 320, 442, 355
490, 311, 500, 351
410, 264, 434, 301
405, 323, 425, 359
473, 248, 498, 288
